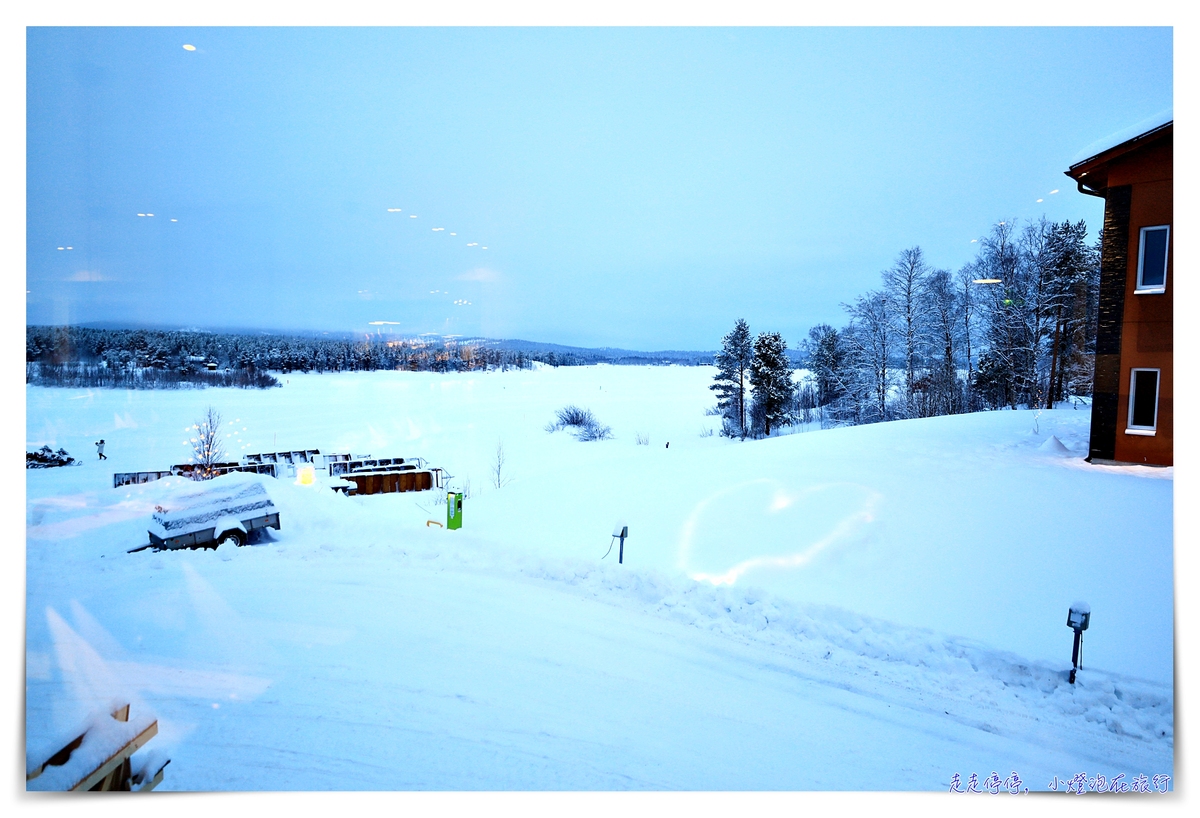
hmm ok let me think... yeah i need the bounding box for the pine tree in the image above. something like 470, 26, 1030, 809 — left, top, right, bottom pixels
711, 319, 753, 438
805, 323, 846, 408
749, 331, 794, 437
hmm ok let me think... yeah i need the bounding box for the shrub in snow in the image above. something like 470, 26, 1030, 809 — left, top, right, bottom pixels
556, 405, 595, 428
26, 446, 79, 468
546, 405, 612, 441
635, 433, 649, 446
574, 420, 613, 441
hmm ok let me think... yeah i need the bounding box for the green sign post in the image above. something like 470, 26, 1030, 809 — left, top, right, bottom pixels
447, 491, 463, 530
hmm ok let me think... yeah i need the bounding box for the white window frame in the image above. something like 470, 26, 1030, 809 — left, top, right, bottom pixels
1135, 225, 1170, 294
1125, 367, 1161, 436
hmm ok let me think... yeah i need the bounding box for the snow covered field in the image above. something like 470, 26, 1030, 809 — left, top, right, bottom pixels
25, 365, 1174, 790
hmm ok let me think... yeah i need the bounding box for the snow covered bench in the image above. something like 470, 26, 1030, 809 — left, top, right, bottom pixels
26, 702, 169, 792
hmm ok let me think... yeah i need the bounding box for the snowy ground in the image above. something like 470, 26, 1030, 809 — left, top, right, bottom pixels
24, 365, 1174, 791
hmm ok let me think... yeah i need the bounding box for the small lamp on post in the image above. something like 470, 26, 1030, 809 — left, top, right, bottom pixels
1066, 602, 1091, 684
611, 521, 628, 564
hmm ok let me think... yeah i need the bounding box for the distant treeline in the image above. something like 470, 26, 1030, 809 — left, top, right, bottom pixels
25, 325, 708, 389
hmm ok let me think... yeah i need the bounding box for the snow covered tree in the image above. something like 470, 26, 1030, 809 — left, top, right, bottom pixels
955, 262, 981, 388
974, 219, 1027, 409
189, 406, 227, 479
805, 323, 847, 409
882, 247, 930, 417
1041, 219, 1096, 406
749, 331, 794, 437
920, 268, 964, 417
711, 319, 754, 438
843, 290, 895, 423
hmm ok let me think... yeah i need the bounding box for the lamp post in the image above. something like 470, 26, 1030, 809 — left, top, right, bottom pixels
611, 521, 628, 564
1066, 602, 1090, 684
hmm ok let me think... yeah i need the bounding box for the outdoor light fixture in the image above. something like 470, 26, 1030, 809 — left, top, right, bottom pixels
1066, 602, 1091, 684
612, 521, 629, 564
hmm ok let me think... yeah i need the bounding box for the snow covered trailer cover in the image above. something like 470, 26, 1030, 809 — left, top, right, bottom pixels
146, 478, 279, 550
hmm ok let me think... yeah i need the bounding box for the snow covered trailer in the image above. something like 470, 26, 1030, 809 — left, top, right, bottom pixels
144, 478, 279, 550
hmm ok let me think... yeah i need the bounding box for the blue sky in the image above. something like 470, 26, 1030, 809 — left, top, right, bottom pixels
26, 27, 1172, 350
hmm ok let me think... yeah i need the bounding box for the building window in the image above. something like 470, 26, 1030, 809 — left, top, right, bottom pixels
1136, 225, 1170, 293
1126, 368, 1161, 435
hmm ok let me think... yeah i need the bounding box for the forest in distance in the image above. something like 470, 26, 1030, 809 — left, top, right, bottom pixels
28, 215, 1099, 436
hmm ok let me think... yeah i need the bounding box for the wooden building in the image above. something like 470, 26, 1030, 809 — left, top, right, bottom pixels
1065, 112, 1172, 466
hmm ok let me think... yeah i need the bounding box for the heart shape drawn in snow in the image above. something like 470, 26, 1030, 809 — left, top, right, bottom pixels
678, 478, 881, 586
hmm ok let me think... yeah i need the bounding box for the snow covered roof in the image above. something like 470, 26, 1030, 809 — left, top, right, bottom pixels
1069, 108, 1173, 168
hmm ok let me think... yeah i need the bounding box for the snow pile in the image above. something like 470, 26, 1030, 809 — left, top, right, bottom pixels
1038, 435, 1073, 455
